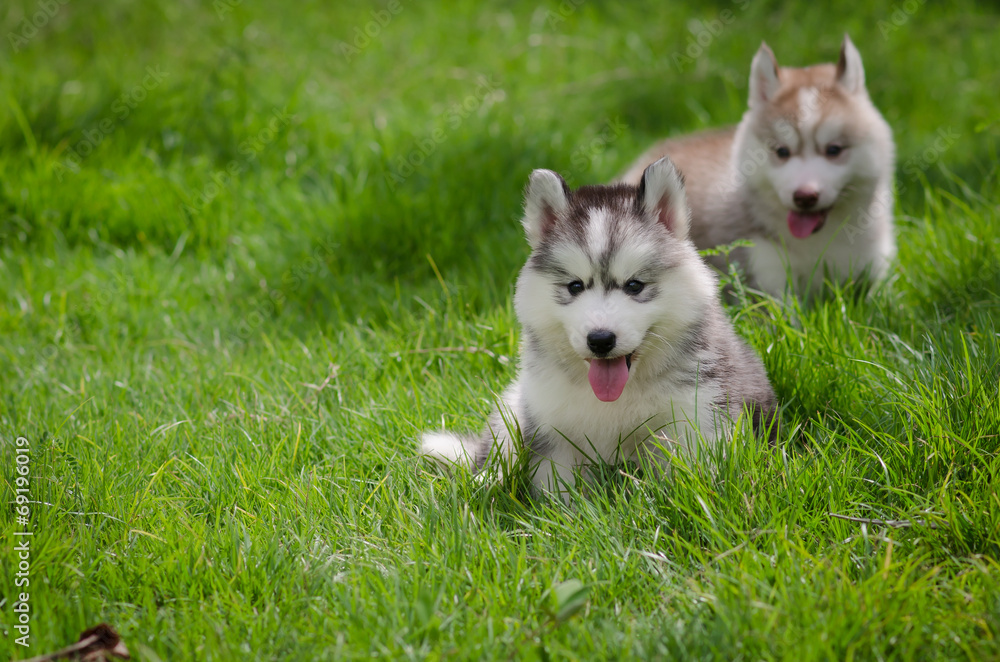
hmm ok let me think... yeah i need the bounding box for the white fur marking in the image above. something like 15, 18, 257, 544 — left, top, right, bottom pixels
797, 87, 821, 146
420, 432, 474, 468
586, 208, 612, 258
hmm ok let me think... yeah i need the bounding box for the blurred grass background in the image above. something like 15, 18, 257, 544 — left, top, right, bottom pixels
1, 1, 997, 323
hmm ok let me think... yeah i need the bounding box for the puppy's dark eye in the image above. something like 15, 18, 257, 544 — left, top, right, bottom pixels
775, 146, 791, 159
624, 279, 645, 295
825, 144, 844, 157
567, 281, 585, 296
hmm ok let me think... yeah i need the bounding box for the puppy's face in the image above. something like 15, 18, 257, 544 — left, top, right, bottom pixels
744, 37, 894, 239
514, 160, 713, 402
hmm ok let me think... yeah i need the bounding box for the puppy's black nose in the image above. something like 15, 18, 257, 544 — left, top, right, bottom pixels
587, 329, 616, 356
793, 188, 819, 209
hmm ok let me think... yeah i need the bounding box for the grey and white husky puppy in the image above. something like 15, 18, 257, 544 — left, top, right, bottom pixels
421, 157, 776, 494
620, 36, 896, 297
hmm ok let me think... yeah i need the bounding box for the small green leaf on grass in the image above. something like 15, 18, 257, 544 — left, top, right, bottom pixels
550, 579, 591, 624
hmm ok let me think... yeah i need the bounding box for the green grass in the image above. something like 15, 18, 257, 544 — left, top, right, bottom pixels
2, 0, 1000, 659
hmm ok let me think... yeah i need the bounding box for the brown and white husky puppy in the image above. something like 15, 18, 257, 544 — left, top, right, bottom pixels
620, 36, 896, 297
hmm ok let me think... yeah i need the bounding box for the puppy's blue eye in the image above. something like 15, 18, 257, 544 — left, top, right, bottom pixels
624, 279, 645, 295
567, 281, 585, 296
775, 146, 791, 159
825, 144, 844, 157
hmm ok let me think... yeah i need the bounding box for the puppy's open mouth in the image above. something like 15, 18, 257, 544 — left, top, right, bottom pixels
787, 209, 830, 239
585, 352, 634, 403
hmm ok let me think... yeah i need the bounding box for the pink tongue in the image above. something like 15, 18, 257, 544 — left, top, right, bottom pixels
587, 356, 630, 402
787, 210, 826, 239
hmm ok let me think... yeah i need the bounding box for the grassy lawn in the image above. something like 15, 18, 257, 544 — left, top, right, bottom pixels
2, 0, 999, 659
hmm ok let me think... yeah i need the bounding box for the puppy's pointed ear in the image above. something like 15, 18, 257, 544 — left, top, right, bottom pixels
836, 34, 866, 94
636, 157, 690, 241
522, 169, 570, 247
748, 41, 780, 107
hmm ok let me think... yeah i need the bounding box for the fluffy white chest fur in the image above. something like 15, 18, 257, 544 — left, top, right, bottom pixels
740, 173, 896, 295
516, 350, 725, 487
